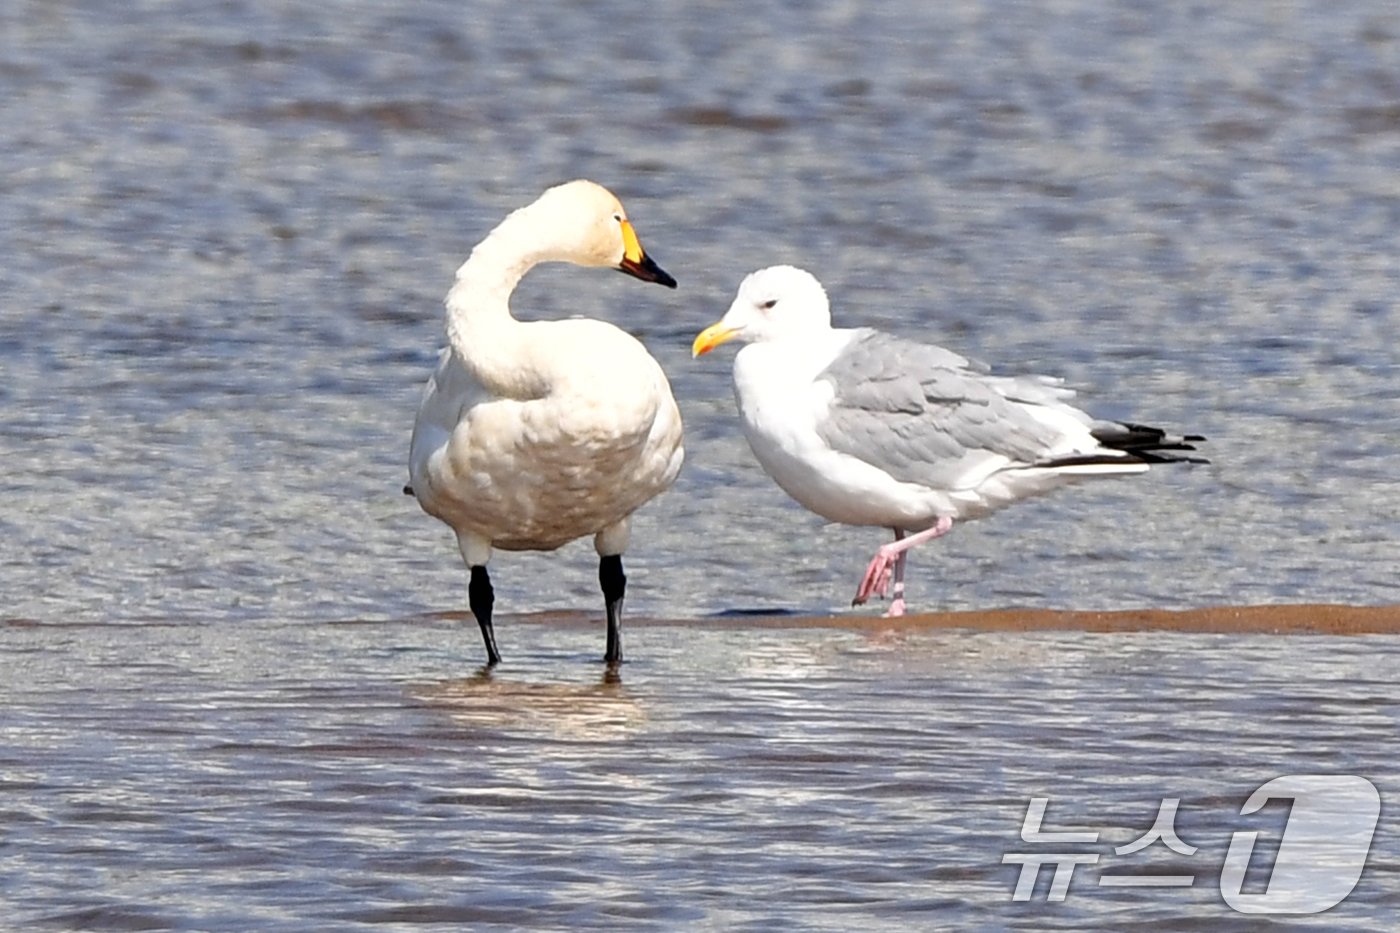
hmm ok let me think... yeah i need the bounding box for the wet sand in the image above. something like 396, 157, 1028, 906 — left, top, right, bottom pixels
488, 603, 1400, 636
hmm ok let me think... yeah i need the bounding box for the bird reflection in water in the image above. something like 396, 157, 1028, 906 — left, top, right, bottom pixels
417, 666, 643, 740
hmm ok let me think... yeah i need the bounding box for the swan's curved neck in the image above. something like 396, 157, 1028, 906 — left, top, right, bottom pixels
444, 210, 551, 397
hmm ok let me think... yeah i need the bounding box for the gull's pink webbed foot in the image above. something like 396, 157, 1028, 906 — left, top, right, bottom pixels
853, 543, 901, 606
851, 517, 954, 614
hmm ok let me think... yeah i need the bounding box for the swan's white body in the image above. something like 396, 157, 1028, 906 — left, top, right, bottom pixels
410, 319, 683, 560
409, 180, 683, 663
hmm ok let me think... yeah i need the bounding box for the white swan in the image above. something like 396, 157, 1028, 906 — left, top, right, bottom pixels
693, 265, 1205, 617
409, 180, 684, 665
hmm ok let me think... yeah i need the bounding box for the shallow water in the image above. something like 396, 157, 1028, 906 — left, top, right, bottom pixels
5, 616, 1399, 929
3, 0, 1399, 927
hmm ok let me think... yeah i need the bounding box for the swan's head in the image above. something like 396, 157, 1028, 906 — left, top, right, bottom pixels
692, 265, 831, 356
529, 179, 677, 288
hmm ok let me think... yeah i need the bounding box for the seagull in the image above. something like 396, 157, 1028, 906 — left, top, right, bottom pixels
409, 180, 684, 665
692, 265, 1205, 617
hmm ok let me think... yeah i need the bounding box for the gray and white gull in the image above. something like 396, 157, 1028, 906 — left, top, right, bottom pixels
692, 265, 1206, 617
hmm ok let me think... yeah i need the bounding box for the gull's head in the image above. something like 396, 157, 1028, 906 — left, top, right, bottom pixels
692, 265, 831, 357
525, 180, 677, 288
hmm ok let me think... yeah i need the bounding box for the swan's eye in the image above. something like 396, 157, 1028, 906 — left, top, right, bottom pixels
759, 299, 778, 311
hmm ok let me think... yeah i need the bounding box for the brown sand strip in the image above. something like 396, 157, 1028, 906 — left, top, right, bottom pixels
728, 604, 1400, 635
494, 604, 1400, 636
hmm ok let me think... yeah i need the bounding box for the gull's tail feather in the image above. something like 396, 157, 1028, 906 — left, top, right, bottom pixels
1090, 421, 1210, 465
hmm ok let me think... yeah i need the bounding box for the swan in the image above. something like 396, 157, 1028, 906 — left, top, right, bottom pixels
693, 265, 1206, 616
409, 180, 684, 665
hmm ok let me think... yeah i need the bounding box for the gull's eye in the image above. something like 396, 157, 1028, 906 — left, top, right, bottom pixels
759, 299, 778, 311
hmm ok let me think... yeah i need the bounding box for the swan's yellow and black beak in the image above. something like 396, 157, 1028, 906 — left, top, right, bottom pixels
617, 220, 677, 289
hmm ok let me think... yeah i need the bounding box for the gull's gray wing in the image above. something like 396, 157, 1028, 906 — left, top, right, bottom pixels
814, 329, 1078, 490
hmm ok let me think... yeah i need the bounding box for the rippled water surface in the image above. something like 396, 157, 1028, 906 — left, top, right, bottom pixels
7, 617, 1400, 929
3, 0, 1399, 927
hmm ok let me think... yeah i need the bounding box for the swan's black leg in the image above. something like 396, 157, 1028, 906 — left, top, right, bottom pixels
468, 564, 501, 666
599, 554, 626, 665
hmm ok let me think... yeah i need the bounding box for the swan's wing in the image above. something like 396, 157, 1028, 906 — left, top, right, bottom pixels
409, 349, 490, 484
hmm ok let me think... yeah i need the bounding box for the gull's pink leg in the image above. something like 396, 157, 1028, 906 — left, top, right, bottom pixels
887, 534, 908, 618
852, 517, 954, 611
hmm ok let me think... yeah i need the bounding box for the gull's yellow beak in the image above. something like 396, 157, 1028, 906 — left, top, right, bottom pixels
692, 321, 742, 358
617, 219, 677, 288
